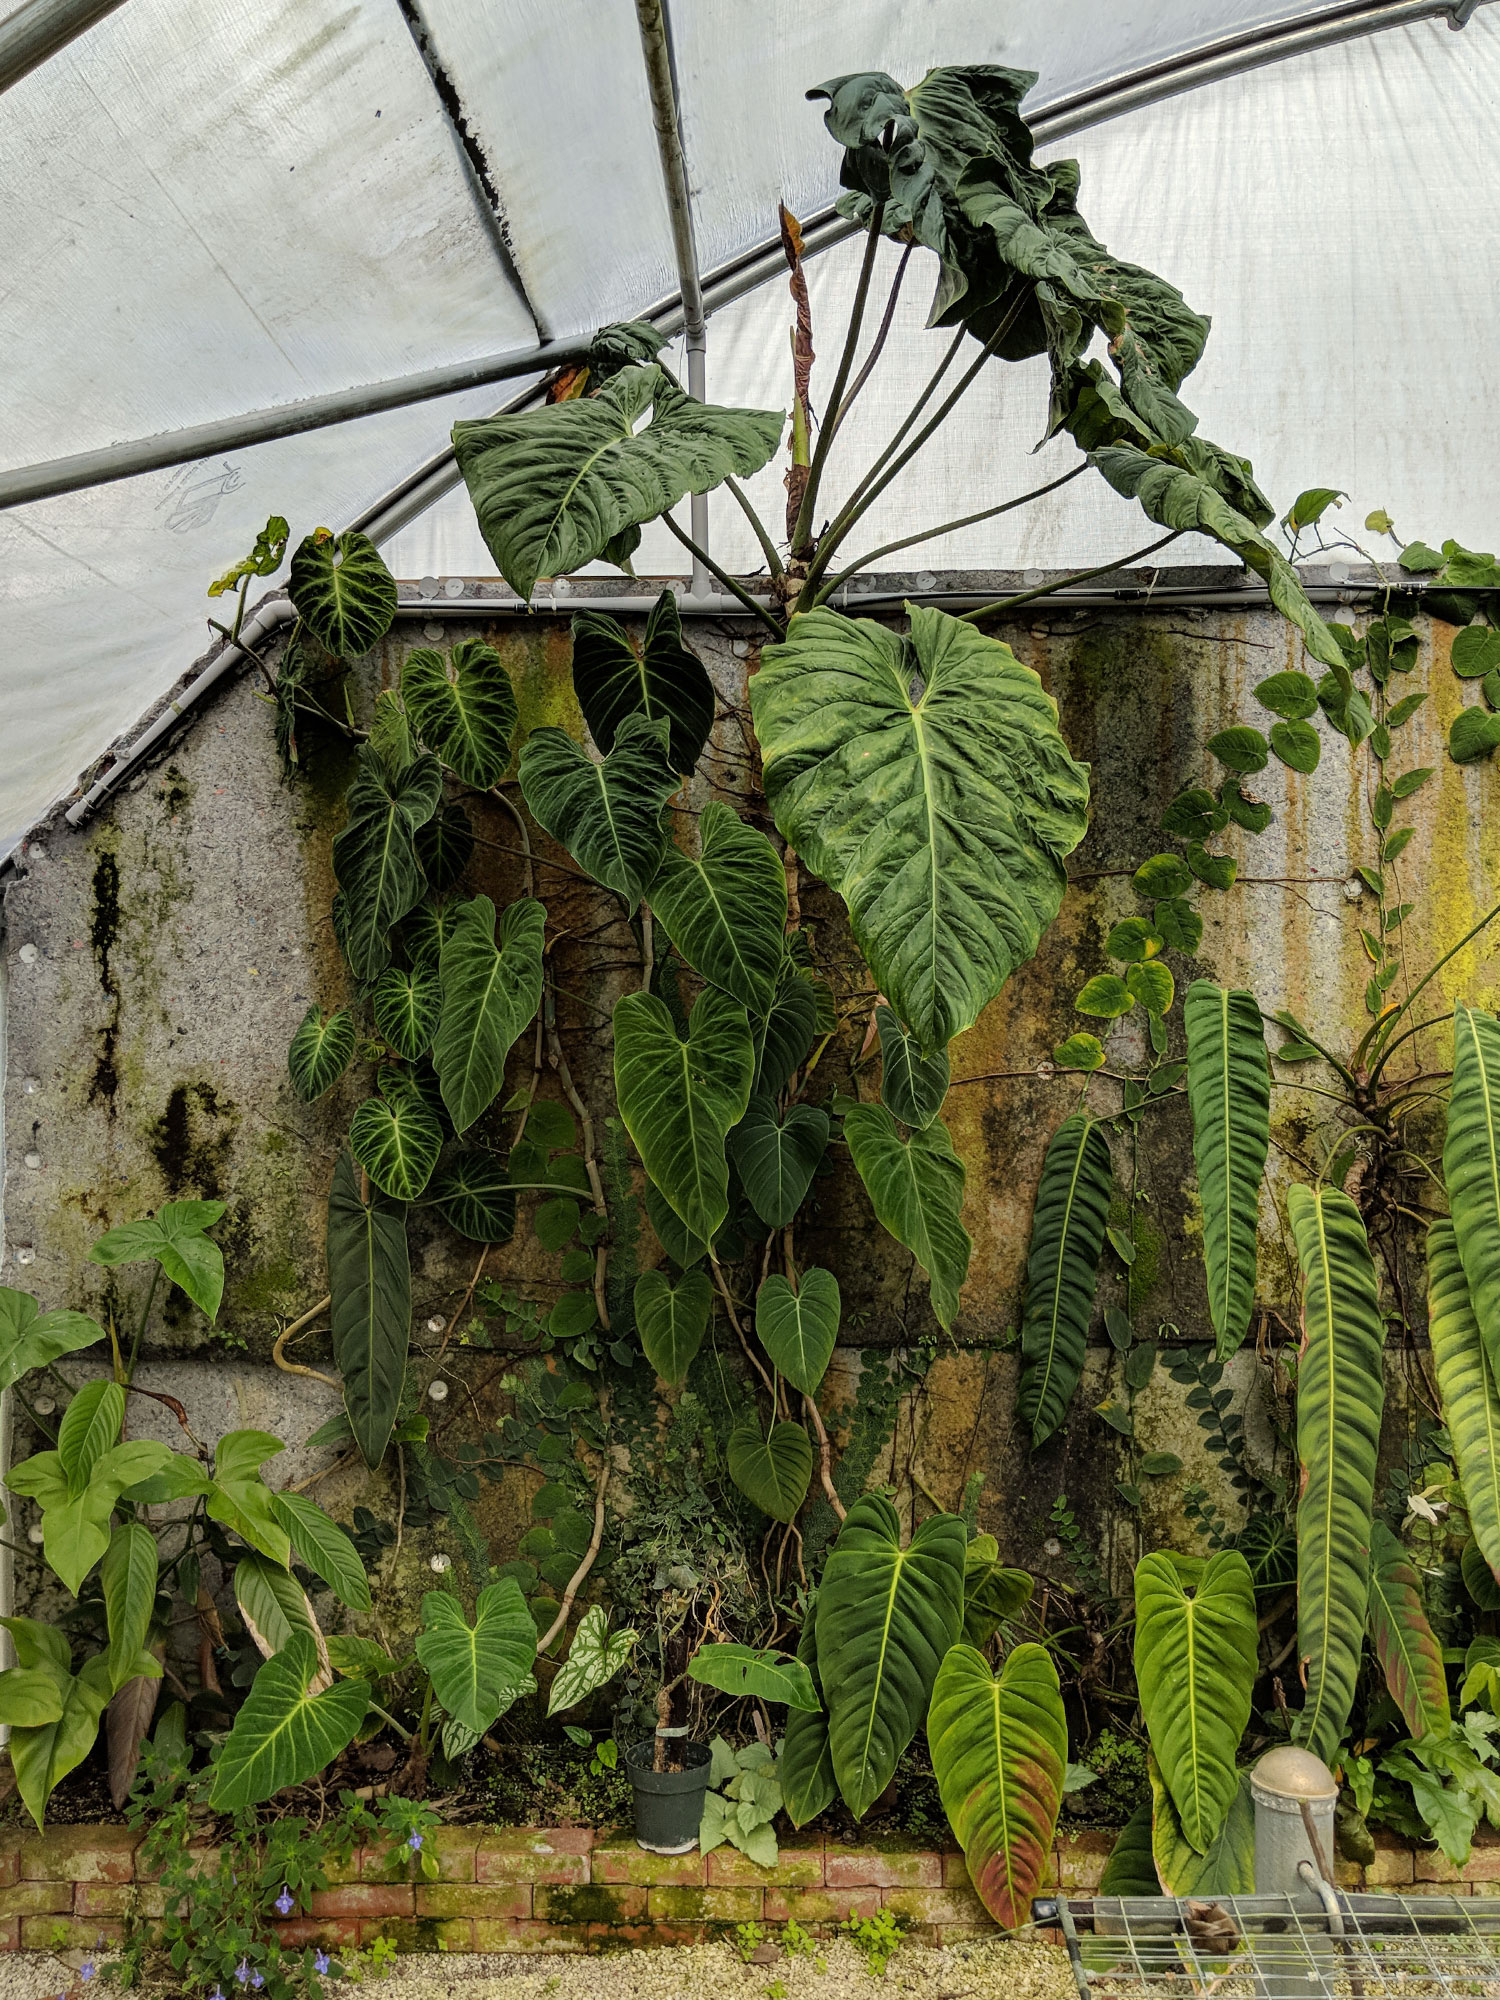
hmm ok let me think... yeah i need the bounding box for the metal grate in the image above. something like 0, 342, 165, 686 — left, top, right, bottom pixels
1038, 1891, 1500, 2000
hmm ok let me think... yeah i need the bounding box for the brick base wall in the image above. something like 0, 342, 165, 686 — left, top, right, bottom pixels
1, 1824, 1495, 1954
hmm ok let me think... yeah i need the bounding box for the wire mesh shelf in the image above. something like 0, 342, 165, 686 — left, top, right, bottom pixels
1038, 1891, 1500, 2000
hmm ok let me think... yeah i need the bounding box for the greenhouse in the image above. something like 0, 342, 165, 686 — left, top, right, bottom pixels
4, 1, 1500, 1995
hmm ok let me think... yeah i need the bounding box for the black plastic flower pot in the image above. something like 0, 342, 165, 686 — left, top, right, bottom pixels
624, 1735, 712, 1854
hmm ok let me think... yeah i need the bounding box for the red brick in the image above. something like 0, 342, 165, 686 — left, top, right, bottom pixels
476, 1829, 590, 1885
415, 1883, 531, 1920
21, 1827, 139, 1883
592, 1837, 704, 1885
533, 1883, 646, 1923
308, 1883, 415, 1919
272, 1918, 359, 1950
0, 1918, 17, 1951
826, 1845, 942, 1889
1367, 1843, 1415, 1886
21, 1915, 124, 1949
1415, 1848, 1465, 1884
882, 1885, 991, 1925
708, 1839, 823, 1888
135, 1839, 216, 1885
359, 1825, 478, 1884
646, 1885, 762, 1922
765, 1887, 881, 1923
0, 1881, 70, 1917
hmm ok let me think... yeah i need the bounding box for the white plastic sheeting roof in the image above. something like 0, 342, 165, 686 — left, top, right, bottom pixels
3, 0, 1497, 838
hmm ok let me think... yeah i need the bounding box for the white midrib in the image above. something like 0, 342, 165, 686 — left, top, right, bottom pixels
1304, 1192, 1338, 1748
1032, 1124, 1092, 1427
855, 1551, 905, 1802
908, 699, 940, 1038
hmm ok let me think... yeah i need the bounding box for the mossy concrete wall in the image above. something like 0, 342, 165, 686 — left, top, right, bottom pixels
2, 576, 1496, 1614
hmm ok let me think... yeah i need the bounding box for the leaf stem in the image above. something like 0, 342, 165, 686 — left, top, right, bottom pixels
722, 479, 784, 579
790, 203, 887, 556
1361, 900, 1500, 1067
126, 1266, 163, 1384
659, 515, 784, 638
818, 242, 915, 459
958, 532, 1185, 625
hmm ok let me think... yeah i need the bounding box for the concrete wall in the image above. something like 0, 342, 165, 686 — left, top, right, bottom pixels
2, 575, 1495, 1622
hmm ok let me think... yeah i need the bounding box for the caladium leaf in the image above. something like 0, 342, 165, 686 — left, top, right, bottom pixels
349, 1090, 442, 1202
570, 590, 716, 774
415, 1581, 538, 1735
210, 1634, 369, 1811
754, 1269, 840, 1396
928, 1641, 1067, 1930
453, 365, 783, 601
288, 1005, 357, 1101
0, 1289, 105, 1393
1367, 1520, 1449, 1741
876, 1005, 950, 1129
688, 1642, 820, 1711
1016, 1114, 1113, 1447
1184, 983, 1271, 1361
1444, 1004, 1500, 1386
843, 1102, 971, 1334
401, 639, 518, 789
518, 713, 677, 905
633, 1268, 713, 1385
752, 605, 1088, 1049
327, 1151, 410, 1469
727, 1419, 812, 1523
614, 988, 753, 1243
89, 1200, 226, 1323
433, 896, 546, 1134
728, 1097, 829, 1228
1150, 1761, 1255, 1896
648, 802, 788, 1015
546, 1605, 637, 1715
1428, 1218, 1500, 1587
331, 746, 443, 984
370, 967, 441, 1063
271, 1492, 371, 1612
288, 529, 397, 657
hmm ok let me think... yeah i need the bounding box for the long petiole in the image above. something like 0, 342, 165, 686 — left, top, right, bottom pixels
1258, 1012, 1359, 1093
721, 477, 784, 578
958, 531, 1185, 624
126, 1265, 162, 1384
1368, 1010, 1453, 1086
1359, 899, 1500, 1068
660, 514, 784, 639
816, 241, 915, 461
790, 202, 886, 555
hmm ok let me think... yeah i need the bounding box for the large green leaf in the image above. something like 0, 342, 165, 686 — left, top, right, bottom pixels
613, 988, 753, 1243
1133, 1549, 1256, 1853
8, 1652, 114, 1830
433, 896, 546, 1133
570, 590, 716, 773
1184, 982, 1271, 1361
58, 1378, 124, 1488
633, 1268, 712, 1385
877, 1005, 950, 1129
452, 365, 783, 600
288, 1006, 357, 1101
210, 1634, 369, 1811
288, 529, 397, 657
753, 959, 820, 1099
9, 1435, 173, 1595
331, 746, 442, 983
545, 1605, 638, 1716
687, 1642, 820, 1711
271, 1492, 372, 1612
101, 1524, 158, 1694
1100, 1802, 1162, 1894
0, 1668, 64, 1730
1150, 1761, 1255, 1896
428, 1150, 517, 1244
1289, 1183, 1386, 1764
89, 1199, 226, 1323
781, 1622, 837, 1829
815, 1495, 966, 1818
370, 967, 441, 1063
928, 1641, 1067, 1930
647, 802, 787, 1014
962, 1534, 1034, 1649
843, 1102, 972, 1333
348, 1090, 442, 1201
518, 713, 676, 905
401, 639, 518, 789
414, 1581, 538, 1735
207, 1430, 293, 1566
1015, 1114, 1113, 1448
1444, 1003, 1500, 1384
727, 1419, 812, 1523
234, 1553, 327, 1680
327, 1150, 410, 1469
1368, 1520, 1449, 1741
1428, 1217, 1500, 1587
751, 604, 1090, 1049
754, 1269, 840, 1395
415, 801, 475, 893
728, 1098, 829, 1228
0, 1289, 104, 1394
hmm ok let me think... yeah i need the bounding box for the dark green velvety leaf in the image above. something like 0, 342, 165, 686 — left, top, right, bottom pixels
349, 1092, 441, 1202
288, 1006, 356, 1102
332, 746, 443, 984
327, 1151, 410, 1468
648, 802, 787, 1014
428, 1150, 516, 1244
370, 966, 441, 1062
633, 1268, 713, 1385
644, 1177, 708, 1267
518, 713, 676, 904
1154, 897, 1202, 954
1017, 1115, 1113, 1448
401, 639, 518, 789
1453, 629, 1500, 681
570, 589, 716, 774
1160, 786, 1219, 839
414, 801, 474, 893
1449, 707, 1500, 763
1255, 670, 1319, 720
1218, 779, 1272, 833
1270, 719, 1321, 774
614, 988, 753, 1244
1184, 982, 1270, 1361
452, 366, 784, 601
728, 1097, 829, 1228
288, 529, 397, 657
753, 960, 820, 1099
727, 1419, 812, 1522
755, 1268, 840, 1395
781, 1620, 837, 1828
962, 1535, 1034, 1649
433, 897, 546, 1133
1100, 1803, 1161, 1894
843, 1102, 971, 1334
1188, 845, 1237, 890
1207, 726, 1268, 775
210, 1634, 369, 1811
402, 897, 459, 971
876, 1005, 950, 1128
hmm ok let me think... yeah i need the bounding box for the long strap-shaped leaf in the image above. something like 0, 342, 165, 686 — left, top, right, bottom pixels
1289, 1183, 1385, 1764
327, 1151, 411, 1469
1184, 981, 1270, 1359
927, 1642, 1067, 1930
1017, 1114, 1113, 1448
1428, 1217, 1500, 1585
1150, 1760, 1255, 1895
1367, 1520, 1449, 1741
1444, 1003, 1500, 1383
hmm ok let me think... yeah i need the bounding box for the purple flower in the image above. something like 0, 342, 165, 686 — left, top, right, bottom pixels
274, 1886, 294, 1917
313, 1950, 330, 1975
209, 1990, 224, 2000
407, 1831, 423, 1851
250, 1975, 264, 1992
80, 1966, 95, 1983
235, 1960, 250, 1985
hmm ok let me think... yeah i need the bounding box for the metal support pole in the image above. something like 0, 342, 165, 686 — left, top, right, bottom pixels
0, 0, 127, 96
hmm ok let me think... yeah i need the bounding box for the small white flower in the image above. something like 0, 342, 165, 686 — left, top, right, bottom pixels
429, 1553, 452, 1573
1407, 1492, 1442, 1524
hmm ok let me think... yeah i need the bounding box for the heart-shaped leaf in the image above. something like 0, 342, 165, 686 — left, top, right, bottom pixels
962, 1534, 1034, 1648
688, 1642, 820, 1711
288, 1006, 356, 1101
634, 1269, 712, 1385
727, 1419, 812, 1523
614, 988, 753, 1243
1016, 1114, 1113, 1448
0, 1291, 105, 1395
271, 1492, 372, 1612
371, 966, 441, 1062
876, 1006, 949, 1128
843, 1102, 971, 1333
401, 639, 518, 789
210, 1633, 369, 1811
332, 746, 443, 983
648, 802, 787, 1014
453, 366, 784, 600
89, 1200, 226, 1323
327, 1151, 410, 1469
415, 1581, 538, 1735
414, 801, 475, 893
428, 1151, 517, 1244
728, 1098, 829, 1227
755, 1269, 840, 1395
433, 896, 546, 1133
570, 590, 716, 773
752, 605, 1090, 1048
101, 1524, 158, 1694
753, 960, 820, 1098
518, 713, 677, 904
1150, 1761, 1254, 1896
349, 1091, 442, 1202
780, 1622, 837, 1828
546, 1605, 637, 1716
928, 1642, 1067, 1929
288, 529, 397, 657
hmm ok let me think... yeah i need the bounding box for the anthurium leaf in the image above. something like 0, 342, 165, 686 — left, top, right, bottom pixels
288, 529, 397, 657
781, 1621, 837, 1829
101, 1523, 158, 1695
400, 639, 518, 789
1016, 1114, 1113, 1449
414, 801, 474, 894
331, 745, 442, 983
728, 1097, 829, 1228
1427, 1218, 1500, 1589
8, 1653, 114, 1830
235, 1553, 329, 1689
271, 1492, 372, 1612
928, 1641, 1067, 1930
210, 1633, 368, 1811
58, 1379, 124, 1490
1444, 1005, 1500, 1384
753, 959, 821, 1100
1184, 982, 1271, 1362
433, 896, 546, 1134
89, 1200, 226, 1323
962, 1534, 1034, 1649
349, 1091, 441, 1202
1150, 1761, 1254, 1895
648, 802, 787, 1014
1100, 1802, 1162, 1894
688, 1642, 820, 1711
453, 365, 783, 601
0, 1668, 64, 1730
570, 590, 716, 774
633, 1268, 713, 1385
843, 1102, 971, 1334
816, 1495, 966, 1819
207, 1431, 292, 1566
876, 1005, 950, 1129
752, 605, 1089, 1049
545, 1605, 637, 1715
288, 1006, 357, 1101
370, 967, 441, 1063
428, 1150, 516, 1245
1367, 1520, 1449, 1741
727, 1419, 812, 1523
614, 988, 753, 1243
327, 1151, 410, 1470
1133, 1549, 1256, 1853
415, 1581, 538, 1735
519, 713, 676, 904
1289, 1183, 1385, 1763
755, 1269, 840, 1396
